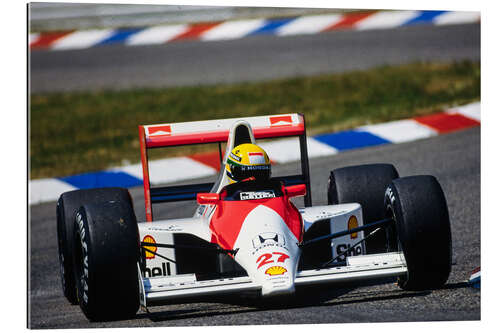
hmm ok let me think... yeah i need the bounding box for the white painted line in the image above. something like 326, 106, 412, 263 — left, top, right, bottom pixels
29, 178, 77, 205
149, 157, 217, 184
200, 19, 266, 41
355, 11, 420, 30
259, 137, 337, 163
358, 119, 438, 143
50, 29, 116, 50
126, 24, 188, 45
434, 11, 480, 25
469, 270, 480, 281
111, 163, 143, 181
29, 33, 40, 45
447, 102, 481, 121
276, 14, 343, 36
117, 157, 217, 185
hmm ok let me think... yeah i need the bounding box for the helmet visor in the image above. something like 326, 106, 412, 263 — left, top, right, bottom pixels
230, 163, 271, 182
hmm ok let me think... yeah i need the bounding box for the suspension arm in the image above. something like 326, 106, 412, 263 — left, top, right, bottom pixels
141, 242, 238, 255
298, 218, 394, 249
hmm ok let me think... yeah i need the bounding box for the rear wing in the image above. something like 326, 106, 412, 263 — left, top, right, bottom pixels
139, 114, 312, 221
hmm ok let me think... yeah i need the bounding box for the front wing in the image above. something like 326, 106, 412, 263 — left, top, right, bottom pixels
140, 252, 407, 307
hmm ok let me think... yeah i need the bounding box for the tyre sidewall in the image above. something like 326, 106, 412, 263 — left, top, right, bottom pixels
56, 196, 78, 304
72, 201, 140, 321
73, 206, 96, 319
56, 188, 134, 305
385, 176, 452, 290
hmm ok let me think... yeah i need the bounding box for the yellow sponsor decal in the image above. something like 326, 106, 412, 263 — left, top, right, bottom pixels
265, 266, 287, 276
348, 215, 358, 239
142, 235, 157, 259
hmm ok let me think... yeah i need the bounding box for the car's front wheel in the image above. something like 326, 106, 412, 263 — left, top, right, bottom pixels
73, 199, 140, 321
56, 188, 133, 305
385, 176, 452, 290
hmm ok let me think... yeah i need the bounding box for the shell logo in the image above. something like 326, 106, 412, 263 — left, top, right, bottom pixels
142, 235, 157, 259
265, 266, 287, 276
348, 215, 358, 239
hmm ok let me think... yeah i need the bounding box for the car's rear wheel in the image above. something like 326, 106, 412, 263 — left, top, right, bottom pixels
56, 188, 133, 305
328, 163, 399, 253
73, 198, 140, 321
385, 176, 452, 290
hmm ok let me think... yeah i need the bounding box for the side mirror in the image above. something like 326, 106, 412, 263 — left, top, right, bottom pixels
196, 193, 220, 205
285, 184, 307, 198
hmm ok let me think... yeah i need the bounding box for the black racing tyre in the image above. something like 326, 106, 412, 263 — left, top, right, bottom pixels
56, 188, 133, 305
73, 199, 140, 321
328, 164, 399, 254
385, 176, 452, 291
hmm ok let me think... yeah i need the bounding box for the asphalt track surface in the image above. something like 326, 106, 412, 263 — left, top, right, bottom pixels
30, 23, 480, 93
29, 127, 480, 328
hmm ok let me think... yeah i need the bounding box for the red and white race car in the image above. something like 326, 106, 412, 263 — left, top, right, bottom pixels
56, 114, 452, 321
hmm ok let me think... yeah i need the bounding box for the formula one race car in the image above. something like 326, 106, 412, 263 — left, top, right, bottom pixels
56, 114, 452, 321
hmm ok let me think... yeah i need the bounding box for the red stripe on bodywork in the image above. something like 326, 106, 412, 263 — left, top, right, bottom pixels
139, 126, 153, 222
414, 112, 480, 134
145, 123, 304, 148
189, 151, 222, 171
30, 31, 73, 49
209, 190, 303, 251
322, 12, 375, 31
262, 197, 303, 243
170, 22, 220, 41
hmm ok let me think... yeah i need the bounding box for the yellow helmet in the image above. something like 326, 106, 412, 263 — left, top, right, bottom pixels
225, 143, 271, 183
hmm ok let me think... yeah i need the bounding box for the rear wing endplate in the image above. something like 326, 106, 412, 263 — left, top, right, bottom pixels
139, 114, 312, 221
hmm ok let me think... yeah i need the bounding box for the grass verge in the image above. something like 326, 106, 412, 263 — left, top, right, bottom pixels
30, 61, 480, 179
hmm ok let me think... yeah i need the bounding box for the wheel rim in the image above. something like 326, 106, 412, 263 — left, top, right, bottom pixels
385, 202, 409, 286
59, 252, 66, 290
73, 226, 84, 303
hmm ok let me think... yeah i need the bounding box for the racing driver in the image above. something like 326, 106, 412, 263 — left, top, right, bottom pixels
225, 143, 272, 184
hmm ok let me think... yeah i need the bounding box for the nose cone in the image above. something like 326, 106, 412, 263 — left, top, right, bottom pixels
232, 205, 301, 297
259, 259, 295, 296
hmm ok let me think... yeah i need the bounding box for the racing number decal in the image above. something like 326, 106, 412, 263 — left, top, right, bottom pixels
256, 253, 273, 269
274, 252, 290, 263
256, 252, 290, 269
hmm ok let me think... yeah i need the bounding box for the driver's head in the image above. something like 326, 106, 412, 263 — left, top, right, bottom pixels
225, 143, 271, 184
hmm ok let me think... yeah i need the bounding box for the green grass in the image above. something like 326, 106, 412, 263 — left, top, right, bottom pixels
30, 61, 480, 179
